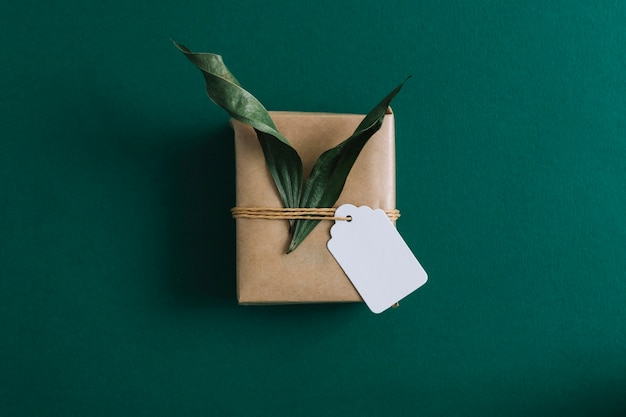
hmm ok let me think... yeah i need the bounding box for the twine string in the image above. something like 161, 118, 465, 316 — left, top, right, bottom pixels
231, 207, 400, 221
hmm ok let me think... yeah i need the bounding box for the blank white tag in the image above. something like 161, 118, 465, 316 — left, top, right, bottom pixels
327, 204, 428, 314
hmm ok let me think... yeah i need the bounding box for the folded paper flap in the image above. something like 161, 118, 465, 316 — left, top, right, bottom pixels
232, 111, 396, 304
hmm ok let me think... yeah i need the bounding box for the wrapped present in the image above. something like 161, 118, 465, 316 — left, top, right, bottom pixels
174, 42, 405, 304
232, 109, 396, 304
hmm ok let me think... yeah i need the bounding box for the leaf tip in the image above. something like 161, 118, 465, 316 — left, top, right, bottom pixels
287, 236, 303, 254
397, 75, 412, 90
172, 40, 190, 53
286, 242, 297, 254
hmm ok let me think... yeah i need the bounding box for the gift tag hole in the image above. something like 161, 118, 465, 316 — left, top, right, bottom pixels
345, 215, 353, 222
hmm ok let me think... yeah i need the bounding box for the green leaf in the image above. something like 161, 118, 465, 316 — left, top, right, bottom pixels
287, 78, 409, 253
256, 130, 303, 211
174, 41, 303, 212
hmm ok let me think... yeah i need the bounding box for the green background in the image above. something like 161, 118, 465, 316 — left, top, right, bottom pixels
1, 1, 625, 416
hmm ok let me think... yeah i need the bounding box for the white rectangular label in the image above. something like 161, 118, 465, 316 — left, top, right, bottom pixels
327, 204, 428, 314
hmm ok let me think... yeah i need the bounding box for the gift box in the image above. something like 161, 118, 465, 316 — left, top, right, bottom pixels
232, 109, 396, 304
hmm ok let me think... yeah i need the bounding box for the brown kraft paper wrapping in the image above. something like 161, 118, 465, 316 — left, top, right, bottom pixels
232, 110, 396, 304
